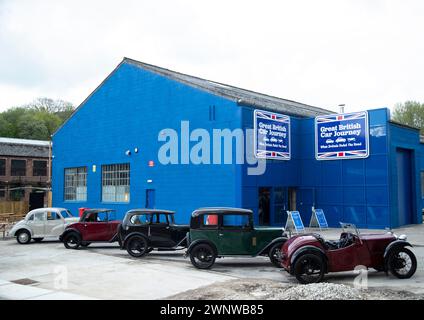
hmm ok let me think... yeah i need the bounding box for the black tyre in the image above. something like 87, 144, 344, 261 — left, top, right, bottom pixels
388, 247, 417, 279
126, 236, 148, 258
293, 253, 325, 284
63, 233, 81, 249
81, 243, 91, 247
33, 238, 44, 243
269, 242, 285, 268
16, 230, 31, 244
190, 244, 216, 269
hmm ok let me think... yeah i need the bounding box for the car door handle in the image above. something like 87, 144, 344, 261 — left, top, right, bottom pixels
219, 233, 224, 237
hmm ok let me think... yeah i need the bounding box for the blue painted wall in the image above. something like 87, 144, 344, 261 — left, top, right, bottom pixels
53, 61, 242, 223
240, 108, 394, 229
387, 121, 423, 227
53, 60, 423, 228
297, 108, 392, 228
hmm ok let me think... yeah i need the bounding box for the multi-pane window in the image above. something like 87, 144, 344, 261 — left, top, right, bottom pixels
102, 163, 130, 202
0, 159, 5, 176
64, 167, 87, 201
11, 159, 26, 176
33, 160, 47, 176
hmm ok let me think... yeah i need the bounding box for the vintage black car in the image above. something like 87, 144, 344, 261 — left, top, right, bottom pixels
118, 209, 189, 257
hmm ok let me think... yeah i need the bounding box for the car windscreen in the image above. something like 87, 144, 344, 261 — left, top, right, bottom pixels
129, 214, 151, 225
107, 210, 117, 221
47, 211, 61, 220
222, 214, 251, 229
97, 212, 109, 222
60, 210, 73, 218
168, 214, 175, 224
152, 213, 168, 224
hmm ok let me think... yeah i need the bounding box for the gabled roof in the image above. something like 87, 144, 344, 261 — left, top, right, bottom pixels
54, 57, 331, 136
124, 57, 331, 117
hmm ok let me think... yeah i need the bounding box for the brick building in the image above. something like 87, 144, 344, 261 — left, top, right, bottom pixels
0, 137, 50, 211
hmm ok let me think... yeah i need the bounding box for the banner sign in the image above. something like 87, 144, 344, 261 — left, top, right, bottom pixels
254, 109, 291, 160
315, 111, 369, 160
309, 209, 329, 229
285, 211, 305, 233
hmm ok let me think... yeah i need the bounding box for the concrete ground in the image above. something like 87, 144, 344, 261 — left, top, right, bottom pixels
0, 225, 423, 300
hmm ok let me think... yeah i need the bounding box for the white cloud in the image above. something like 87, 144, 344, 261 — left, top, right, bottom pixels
0, 0, 423, 113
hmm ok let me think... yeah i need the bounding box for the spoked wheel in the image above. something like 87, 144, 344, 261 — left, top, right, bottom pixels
63, 233, 81, 249
294, 254, 325, 284
269, 242, 284, 268
190, 244, 216, 269
126, 236, 148, 258
388, 248, 417, 279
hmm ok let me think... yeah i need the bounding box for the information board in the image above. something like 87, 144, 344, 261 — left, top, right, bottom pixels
309, 209, 329, 229
285, 211, 305, 233
254, 109, 290, 160
315, 111, 369, 160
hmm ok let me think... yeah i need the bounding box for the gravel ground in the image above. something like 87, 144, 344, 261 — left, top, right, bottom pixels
167, 279, 424, 300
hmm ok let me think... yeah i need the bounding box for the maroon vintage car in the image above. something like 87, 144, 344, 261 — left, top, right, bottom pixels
280, 223, 417, 284
60, 209, 121, 249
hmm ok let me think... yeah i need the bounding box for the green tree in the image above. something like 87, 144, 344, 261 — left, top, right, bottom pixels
392, 101, 424, 133
0, 97, 75, 140
33, 111, 62, 137
0, 114, 13, 136
16, 113, 49, 140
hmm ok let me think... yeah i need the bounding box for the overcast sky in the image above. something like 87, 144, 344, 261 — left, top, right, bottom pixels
0, 0, 423, 113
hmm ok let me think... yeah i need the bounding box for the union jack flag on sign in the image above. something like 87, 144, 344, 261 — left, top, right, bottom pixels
254, 109, 291, 161
316, 111, 367, 124
315, 111, 369, 161
255, 110, 291, 124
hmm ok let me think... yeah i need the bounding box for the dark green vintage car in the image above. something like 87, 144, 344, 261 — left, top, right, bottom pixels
185, 207, 287, 269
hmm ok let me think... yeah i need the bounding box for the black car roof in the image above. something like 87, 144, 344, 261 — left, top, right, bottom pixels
192, 207, 253, 217
126, 209, 175, 215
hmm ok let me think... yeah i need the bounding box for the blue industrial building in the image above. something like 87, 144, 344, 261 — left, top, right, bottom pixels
52, 58, 424, 229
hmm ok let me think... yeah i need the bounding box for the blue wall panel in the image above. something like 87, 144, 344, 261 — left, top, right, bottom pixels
53, 62, 241, 223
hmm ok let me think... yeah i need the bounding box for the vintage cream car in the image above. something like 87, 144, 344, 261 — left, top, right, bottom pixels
9, 208, 79, 244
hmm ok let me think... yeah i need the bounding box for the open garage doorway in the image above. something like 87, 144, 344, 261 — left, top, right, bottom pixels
258, 187, 271, 225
